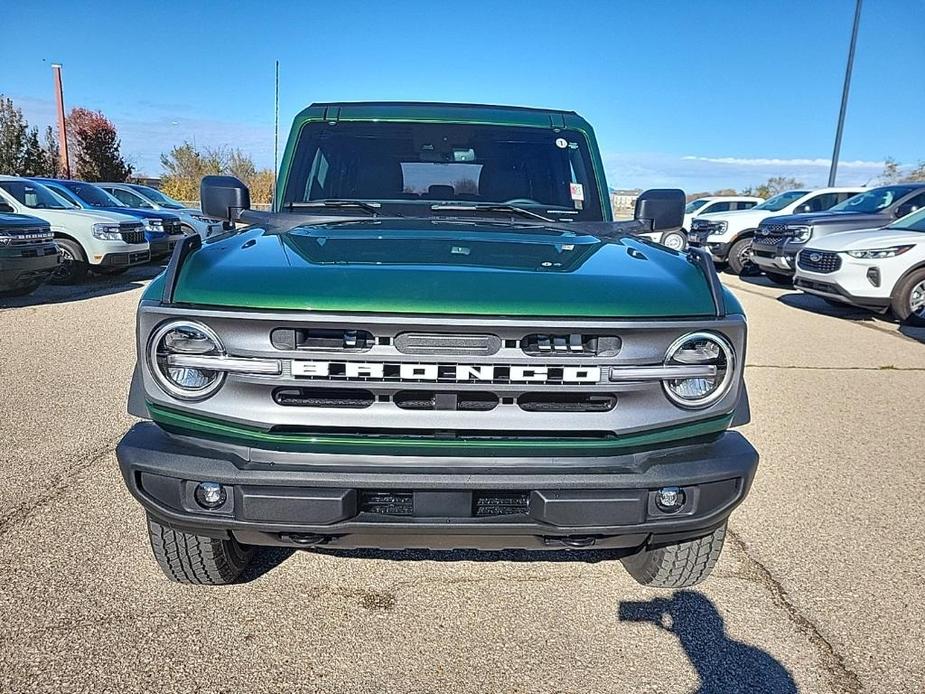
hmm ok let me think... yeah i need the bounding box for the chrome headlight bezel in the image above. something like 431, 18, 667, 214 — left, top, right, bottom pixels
662, 331, 735, 409
147, 320, 226, 400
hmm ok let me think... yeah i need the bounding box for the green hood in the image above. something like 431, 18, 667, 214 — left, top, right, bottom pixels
166, 219, 717, 318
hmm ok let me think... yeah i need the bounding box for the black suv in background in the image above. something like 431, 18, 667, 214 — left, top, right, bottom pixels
752, 184, 925, 283
0, 212, 60, 297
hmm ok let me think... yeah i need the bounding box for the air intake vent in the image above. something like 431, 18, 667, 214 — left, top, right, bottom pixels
518, 393, 617, 413
393, 391, 498, 411
394, 332, 501, 356
273, 387, 374, 408
521, 334, 621, 357
473, 491, 529, 517
359, 491, 413, 515
271, 328, 374, 352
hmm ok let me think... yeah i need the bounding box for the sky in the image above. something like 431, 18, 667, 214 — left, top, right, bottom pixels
3, 0, 923, 193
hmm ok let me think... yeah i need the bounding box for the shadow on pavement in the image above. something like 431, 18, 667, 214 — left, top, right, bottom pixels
239, 548, 298, 582
306, 547, 625, 563
777, 291, 888, 323
619, 591, 797, 694
0, 265, 164, 309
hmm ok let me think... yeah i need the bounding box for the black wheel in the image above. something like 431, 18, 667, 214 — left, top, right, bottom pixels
621, 523, 726, 588
891, 267, 925, 327
95, 267, 129, 276
659, 230, 688, 251
49, 238, 88, 285
726, 238, 754, 275
765, 271, 793, 286
147, 514, 254, 585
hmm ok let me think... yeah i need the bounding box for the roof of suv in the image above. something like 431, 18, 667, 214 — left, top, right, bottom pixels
293, 101, 592, 131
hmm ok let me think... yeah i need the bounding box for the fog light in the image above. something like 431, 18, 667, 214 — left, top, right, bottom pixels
194, 482, 226, 509
655, 486, 685, 513
866, 267, 881, 287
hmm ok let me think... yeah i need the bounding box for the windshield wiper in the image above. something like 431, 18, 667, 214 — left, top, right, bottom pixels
430, 203, 553, 223
287, 199, 402, 217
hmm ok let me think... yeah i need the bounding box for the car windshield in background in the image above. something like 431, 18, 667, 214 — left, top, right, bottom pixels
65, 183, 122, 208
282, 121, 603, 220
829, 186, 918, 214
0, 181, 72, 209
752, 191, 809, 212
684, 199, 710, 213
131, 185, 185, 209
888, 206, 925, 232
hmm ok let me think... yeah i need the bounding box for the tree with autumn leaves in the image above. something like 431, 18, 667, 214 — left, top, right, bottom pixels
65, 107, 132, 181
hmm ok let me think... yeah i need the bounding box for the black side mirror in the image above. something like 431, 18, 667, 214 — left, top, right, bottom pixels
0, 202, 13, 213
634, 189, 685, 231
895, 203, 917, 218
200, 175, 250, 223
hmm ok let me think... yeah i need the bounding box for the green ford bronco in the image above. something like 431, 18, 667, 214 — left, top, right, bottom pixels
116, 102, 758, 587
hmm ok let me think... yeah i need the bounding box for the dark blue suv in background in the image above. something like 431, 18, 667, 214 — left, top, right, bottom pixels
32, 178, 184, 261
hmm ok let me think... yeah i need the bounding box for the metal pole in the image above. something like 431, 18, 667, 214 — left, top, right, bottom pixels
828, 0, 863, 187
51, 63, 70, 178
273, 60, 279, 210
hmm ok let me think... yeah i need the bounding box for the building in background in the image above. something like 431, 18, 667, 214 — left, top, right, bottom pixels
610, 188, 643, 216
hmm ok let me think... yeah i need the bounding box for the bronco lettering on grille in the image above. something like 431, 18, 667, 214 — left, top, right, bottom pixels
291, 361, 603, 384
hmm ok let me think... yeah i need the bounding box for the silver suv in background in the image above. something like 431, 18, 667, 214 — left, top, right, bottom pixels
99, 183, 225, 240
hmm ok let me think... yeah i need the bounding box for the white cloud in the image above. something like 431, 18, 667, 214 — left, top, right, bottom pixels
682, 155, 885, 169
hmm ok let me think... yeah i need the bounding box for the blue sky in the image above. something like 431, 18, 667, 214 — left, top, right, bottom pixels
3, 0, 923, 192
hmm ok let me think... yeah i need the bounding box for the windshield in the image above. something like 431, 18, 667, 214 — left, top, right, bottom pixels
888, 206, 925, 232
131, 185, 185, 209
830, 186, 918, 214
0, 181, 73, 209
64, 182, 123, 208
752, 191, 810, 212
684, 199, 710, 213
282, 121, 604, 220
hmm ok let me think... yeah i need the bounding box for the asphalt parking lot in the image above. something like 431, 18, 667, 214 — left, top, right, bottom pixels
1, 268, 923, 694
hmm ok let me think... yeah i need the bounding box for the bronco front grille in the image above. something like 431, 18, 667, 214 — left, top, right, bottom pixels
798, 250, 841, 273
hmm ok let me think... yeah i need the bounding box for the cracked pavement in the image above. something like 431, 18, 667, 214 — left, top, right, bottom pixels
0, 270, 922, 693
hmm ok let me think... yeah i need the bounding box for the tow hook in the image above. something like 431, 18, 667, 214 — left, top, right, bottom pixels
545, 535, 597, 548
281, 533, 329, 546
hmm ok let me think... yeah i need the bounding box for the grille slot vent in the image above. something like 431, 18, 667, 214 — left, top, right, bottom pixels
359, 491, 413, 516
798, 250, 842, 274
473, 491, 529, 517
273, 387, 374, 408
518, 393, 617, 413
521, 334, 621, 357
269, 426, 616, 441
271, 328, 374, 352
394, 332, 501, 356
393, 391, 498, 411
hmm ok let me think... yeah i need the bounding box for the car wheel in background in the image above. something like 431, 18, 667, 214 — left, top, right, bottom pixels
726, 238, 754, 275
765, 272, 793, 286
660, 230, 688, 251
49, 239, 88, 285
891, 268, 925, 327
181, 224, 200, 239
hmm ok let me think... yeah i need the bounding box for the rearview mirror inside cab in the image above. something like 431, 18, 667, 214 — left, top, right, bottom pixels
634, 189, 685, 231
200, 175, 251, 223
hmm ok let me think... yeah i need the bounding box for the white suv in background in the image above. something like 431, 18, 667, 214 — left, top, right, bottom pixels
99, 183, 225, 240
0, 176, 150, 284
794, 206, 925, 326
637, 195, 764, 251
689, 187, 863, 274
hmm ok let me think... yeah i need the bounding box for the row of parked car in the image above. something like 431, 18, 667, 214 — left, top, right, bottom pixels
0, 176, 226, 296
682, 184, 925, 326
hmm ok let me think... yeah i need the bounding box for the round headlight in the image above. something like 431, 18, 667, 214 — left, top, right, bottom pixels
662, 332, 734, 408
148, 320, 225, 400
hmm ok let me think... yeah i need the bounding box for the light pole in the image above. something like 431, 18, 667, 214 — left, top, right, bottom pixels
51, 63, 70, 178
827, 0, 863, 187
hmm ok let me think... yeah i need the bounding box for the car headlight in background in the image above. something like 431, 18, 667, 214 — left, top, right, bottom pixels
141, 218, 165, 232
846, 245, 913, 259
92, 223, 123, 240
787, 225, 812, 242
662, 332, 734, 408
148, 321, 225, 400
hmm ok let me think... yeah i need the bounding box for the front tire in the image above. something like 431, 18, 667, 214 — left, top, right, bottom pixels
147, 514, 254, 585
621, 523, 726, 588
892, 268, 925, 327
660, 230, 688, 251
49, 238, 88, 285
726, 238, 754, 275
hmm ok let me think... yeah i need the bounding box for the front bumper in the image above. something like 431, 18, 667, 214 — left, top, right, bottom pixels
0, 247, 61, 291
117, 422, 759, 551
148, 238, 171, 260
688, 233, 731, 261
99, 248, 151, 267
751, 240, 798, 275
